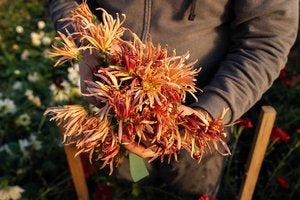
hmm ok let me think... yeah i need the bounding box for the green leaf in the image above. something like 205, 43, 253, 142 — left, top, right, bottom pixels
131, 183, 141, 197
129, 153, 149, 182
1, 179, 9, 188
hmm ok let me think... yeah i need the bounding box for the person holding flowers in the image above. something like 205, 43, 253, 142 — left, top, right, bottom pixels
48, 0, 298, 197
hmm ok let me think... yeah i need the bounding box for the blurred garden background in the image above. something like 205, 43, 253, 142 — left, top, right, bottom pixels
0, 0, 299, 199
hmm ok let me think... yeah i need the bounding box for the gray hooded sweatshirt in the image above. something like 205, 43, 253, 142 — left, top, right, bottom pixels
49, 0, 298, 124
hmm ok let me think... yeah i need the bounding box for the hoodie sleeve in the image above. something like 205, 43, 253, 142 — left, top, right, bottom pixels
49, 0, 79, 33
192, 0, 299, 124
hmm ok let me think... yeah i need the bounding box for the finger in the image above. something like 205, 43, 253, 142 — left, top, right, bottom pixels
79, 52, 103, 107
123, 142, 156, 158
178, 105, 209, 123
177, 105, 202, 118
79, 53, 98, 92
79, 63, 97, 105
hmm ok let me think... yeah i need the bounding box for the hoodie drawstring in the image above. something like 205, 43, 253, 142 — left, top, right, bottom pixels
188, 0, 197, 21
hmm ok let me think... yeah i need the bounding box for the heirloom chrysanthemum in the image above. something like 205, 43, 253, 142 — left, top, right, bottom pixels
48, 31, 83, 67
45, 1, 231, 175
81, 8, 126, 53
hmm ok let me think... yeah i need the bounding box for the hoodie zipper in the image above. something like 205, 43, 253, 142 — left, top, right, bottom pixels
188, 0, 197, 21
140, 0, 152, 42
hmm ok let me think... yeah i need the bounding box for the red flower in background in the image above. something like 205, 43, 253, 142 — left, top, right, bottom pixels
239, 118, 253, 128
279, 67, 300, 87
279, 67, 287, 79
279, 67, 292, 87
93, 183, 114, 200
198, 195, 217, 200
296, 128, 300, 134
282, 78, 292, 87
271, 127, 291, 143
275, 176, 289, 189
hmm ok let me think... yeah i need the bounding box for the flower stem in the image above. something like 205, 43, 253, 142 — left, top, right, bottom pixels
262, 141, 300, 199
265, 139, 277, 157
224, 126, 244, 191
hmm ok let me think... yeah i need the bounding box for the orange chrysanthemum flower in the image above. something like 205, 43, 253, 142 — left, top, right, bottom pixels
80, 8, 126, 53
48, 30, 85, 67
45, 1, 230, 175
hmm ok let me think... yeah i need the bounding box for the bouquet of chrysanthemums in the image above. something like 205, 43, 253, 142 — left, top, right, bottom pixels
45, 1, 230, 175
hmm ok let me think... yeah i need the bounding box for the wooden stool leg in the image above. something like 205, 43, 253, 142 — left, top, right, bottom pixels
239, 106, 276, 200
64, 144, 89, 200
59, 126, 89, 200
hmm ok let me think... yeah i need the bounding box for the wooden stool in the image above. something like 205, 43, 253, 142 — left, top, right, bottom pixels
60, 106, 276, 200
59, 126, 89, 200
238, 106, 276, 200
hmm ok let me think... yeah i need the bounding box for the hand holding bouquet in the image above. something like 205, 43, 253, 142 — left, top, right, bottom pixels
45, 1, 231, 175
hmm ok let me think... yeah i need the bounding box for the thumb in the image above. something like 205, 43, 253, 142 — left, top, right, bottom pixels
123, 142, 156, 158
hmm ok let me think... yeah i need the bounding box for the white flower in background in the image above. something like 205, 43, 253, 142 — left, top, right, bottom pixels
27, 72, 41, 82
0, 185, 24, 200
18, 139, 30, 149
32, 97, 41, 107
49, 83, 69, 102
89, 104, 100, 113
39, 31, 45, 37
30, 32, 41, 46
18, 139, 30, 158
15, 114, 31, 127
13, 70, 20, 75
20, 49, 30, 60
61, 80, 79, 96
70, 87, 81, 97
61, 80, 70, 89
25, 89, 33, 99
0, 99, 17, 116
15, 26, 24, 34
50, 78, 81, 102
42, 36, 51, 45
32, 39, 41, 46
16, 169, 24, 175
29, 134, 42, 151
37, 20, 46, 29
12, 44, 19, 50
68, 64, 80, 86
25, 90, 42, 107
54, 91, 69, 102
12, 81, 22, 90
43, 49, 51, 58
0, 144, 14, 156
59, 80, 71, 91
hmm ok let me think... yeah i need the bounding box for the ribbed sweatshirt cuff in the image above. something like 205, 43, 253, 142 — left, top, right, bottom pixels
190, 91, 232, 124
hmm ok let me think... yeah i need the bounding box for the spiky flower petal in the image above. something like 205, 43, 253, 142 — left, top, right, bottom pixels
48, 31, 84, 67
